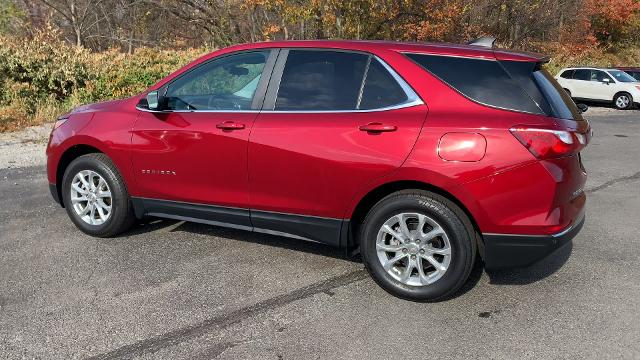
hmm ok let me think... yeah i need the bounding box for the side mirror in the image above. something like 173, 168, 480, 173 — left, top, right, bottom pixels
577, 103, 588, 113
602, 78, 611, 85
136, 90, 167, 112
147, 90, 161, 110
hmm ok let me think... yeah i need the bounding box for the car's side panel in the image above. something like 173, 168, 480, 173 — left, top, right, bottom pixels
46, 100, 141, 197
248, 105, 428, 219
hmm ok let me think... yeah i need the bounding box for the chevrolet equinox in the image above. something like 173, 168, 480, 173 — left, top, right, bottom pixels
46, 39, 590, 301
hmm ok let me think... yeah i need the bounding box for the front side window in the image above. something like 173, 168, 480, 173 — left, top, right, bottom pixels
165, 51, 269, 111
591, 70, 613, 83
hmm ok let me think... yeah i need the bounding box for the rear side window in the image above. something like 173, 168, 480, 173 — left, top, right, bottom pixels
275, 50, 369, 110
405, 53, 544, 115
359, 59, 408, 110
560, 70, 575, 79
573, 69, 591, 81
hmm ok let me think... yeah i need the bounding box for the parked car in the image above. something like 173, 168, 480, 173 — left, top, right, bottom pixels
47, 39, 590, 301
556, 67, 640, 109
617, 66, 640, 81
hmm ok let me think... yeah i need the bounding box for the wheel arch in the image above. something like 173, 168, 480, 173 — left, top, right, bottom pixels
346, 180, 483, 254
613, 91, 632, 101
55, 144, 104, 207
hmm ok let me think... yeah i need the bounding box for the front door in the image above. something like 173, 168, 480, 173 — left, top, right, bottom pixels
589, 70, 615, 101
247, 49, 427, 244
131, 50, 275, 227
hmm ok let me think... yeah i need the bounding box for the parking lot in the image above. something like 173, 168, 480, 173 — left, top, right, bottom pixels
1, 107, 639, 359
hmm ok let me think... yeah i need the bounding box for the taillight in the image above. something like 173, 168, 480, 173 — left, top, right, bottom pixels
510, 127, 588, 159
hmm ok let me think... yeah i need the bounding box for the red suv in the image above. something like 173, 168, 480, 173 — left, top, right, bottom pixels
46, 40, 590, 301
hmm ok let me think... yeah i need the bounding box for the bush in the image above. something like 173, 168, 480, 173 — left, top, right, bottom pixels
0, 28, 206, 132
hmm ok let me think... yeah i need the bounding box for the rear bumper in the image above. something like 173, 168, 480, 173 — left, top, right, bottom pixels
482, 213, 584, 269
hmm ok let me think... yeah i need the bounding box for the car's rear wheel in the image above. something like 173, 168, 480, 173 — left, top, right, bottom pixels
359, 190, 476, 301
614, 92, 633, 110
62, 153, 135, 237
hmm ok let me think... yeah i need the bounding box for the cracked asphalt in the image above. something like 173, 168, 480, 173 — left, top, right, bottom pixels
1, 110, 639, 359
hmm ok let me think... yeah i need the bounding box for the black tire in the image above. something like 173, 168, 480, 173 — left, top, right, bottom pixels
613, 92, 633, 110
61, 153, 135, 237
359, 190, 476, 302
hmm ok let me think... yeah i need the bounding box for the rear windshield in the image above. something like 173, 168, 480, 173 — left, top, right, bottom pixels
405, 53, 583, 121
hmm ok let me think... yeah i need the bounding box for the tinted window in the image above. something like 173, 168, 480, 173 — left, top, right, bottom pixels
275, 50, 368, 110
532, 68, 582, 121
630, 71, 640, 81
406, 54, 543, 114
165, 51, 268, 111
560, 70, 575, 79
359, 59, 408, 110
501, 60, 553, 115
573, 69, 591, 81
592, 70, 612, 82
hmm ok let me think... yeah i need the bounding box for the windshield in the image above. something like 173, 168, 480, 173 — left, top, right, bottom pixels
608, 70, 637, 83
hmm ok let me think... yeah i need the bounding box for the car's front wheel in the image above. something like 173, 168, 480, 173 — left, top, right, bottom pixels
359, 190, 476, 302
614, 92, 633, 110
62, 153, 136, 237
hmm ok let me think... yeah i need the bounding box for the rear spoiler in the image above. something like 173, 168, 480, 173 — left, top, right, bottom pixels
467, 36, 550, 63
467, 36, 497, 49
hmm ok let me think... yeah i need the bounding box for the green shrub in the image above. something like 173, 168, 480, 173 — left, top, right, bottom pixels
0, 28, 207, 132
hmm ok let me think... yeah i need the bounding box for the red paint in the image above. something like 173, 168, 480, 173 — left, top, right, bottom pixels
438, 133, 487, 162
46, 40, 589, 238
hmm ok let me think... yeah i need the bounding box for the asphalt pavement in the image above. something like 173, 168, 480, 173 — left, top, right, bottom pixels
1, 109, 639, 359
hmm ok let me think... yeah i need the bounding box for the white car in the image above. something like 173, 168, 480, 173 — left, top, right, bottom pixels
555, 67, 640, 110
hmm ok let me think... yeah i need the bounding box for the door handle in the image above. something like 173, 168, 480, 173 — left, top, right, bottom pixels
216, 121, 245, 130
359, 123, 397, 133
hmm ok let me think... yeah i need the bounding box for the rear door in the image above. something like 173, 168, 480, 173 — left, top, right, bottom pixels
247, 49, 427, 245
571, 69, 592, 99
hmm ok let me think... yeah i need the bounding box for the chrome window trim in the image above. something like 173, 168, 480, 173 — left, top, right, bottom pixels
136, 53, 424, 114
265, 54, 423, 114
136, 107, 261, 114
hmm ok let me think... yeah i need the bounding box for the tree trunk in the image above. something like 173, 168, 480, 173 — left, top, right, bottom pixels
74, 27, 82, 47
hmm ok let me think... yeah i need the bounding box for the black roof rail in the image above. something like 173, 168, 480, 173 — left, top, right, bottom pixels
467, 36, 497, 49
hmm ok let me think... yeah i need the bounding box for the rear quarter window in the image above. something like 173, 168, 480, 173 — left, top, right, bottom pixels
405, 53, 581, 121
560, 70, 575, 79
405, 53, 544, 115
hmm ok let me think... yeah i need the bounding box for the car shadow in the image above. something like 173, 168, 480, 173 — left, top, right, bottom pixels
124, 218, 572, 299
130, 217, 355, 262
485, 241, 573, 285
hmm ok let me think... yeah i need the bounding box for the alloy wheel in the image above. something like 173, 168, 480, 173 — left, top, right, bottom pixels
616, 95, 630, 109
70, 170, 112, 225
376, 212, 452, 286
